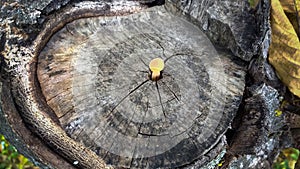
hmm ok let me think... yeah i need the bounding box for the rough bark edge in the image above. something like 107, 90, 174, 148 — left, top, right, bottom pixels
1, 1, 148, 169
0, 81, 75, 169
164, 0, 270, 62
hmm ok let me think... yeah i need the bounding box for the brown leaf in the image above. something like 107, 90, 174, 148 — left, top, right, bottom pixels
280, 0, 297, 13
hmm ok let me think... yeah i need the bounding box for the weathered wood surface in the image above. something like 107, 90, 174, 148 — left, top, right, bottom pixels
0, 1, 150, 169
2, 0, 286, 168
165, 0, 270, 62
36, 6, 245, 168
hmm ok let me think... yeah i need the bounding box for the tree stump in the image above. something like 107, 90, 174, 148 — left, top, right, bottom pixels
0, 1, 246, 168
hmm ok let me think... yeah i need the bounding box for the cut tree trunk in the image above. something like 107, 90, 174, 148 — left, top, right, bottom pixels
0, 0, 277, 169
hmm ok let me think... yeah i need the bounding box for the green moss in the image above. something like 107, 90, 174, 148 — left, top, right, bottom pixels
0, 134, 39, 169
273, 148, 299, 169
248, 0, 260, 8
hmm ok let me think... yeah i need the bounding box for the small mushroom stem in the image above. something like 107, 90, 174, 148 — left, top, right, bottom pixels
151, 71, 161, 81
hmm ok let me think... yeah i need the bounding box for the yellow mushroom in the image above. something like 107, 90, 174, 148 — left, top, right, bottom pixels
149, 58, 165, 81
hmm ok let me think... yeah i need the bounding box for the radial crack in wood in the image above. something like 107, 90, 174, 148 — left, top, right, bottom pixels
1, 3, 246, 169
36, 6, 245, 168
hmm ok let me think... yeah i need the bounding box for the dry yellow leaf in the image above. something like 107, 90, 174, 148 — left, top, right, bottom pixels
280, 0, 300, 35
269, 0, 300, 97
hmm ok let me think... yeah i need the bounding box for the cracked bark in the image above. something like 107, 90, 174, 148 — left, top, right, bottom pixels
0, 0, 291, 169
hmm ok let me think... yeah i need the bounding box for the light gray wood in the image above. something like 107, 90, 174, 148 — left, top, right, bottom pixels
0, 1, 246, 168
36, 6, 245, 168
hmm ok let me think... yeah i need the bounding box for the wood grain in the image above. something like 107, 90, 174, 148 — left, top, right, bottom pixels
37, 6, 245, 168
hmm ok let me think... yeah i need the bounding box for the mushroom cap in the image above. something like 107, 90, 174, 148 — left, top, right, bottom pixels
149, 58, 164, 72
149, 58, 164, 81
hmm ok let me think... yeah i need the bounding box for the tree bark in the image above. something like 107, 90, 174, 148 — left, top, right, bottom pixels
0, 0, 289, 169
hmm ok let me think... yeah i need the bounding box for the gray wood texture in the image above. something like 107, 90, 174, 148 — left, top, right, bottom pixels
0, 1, 247, 168
36, 6, 245, 168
